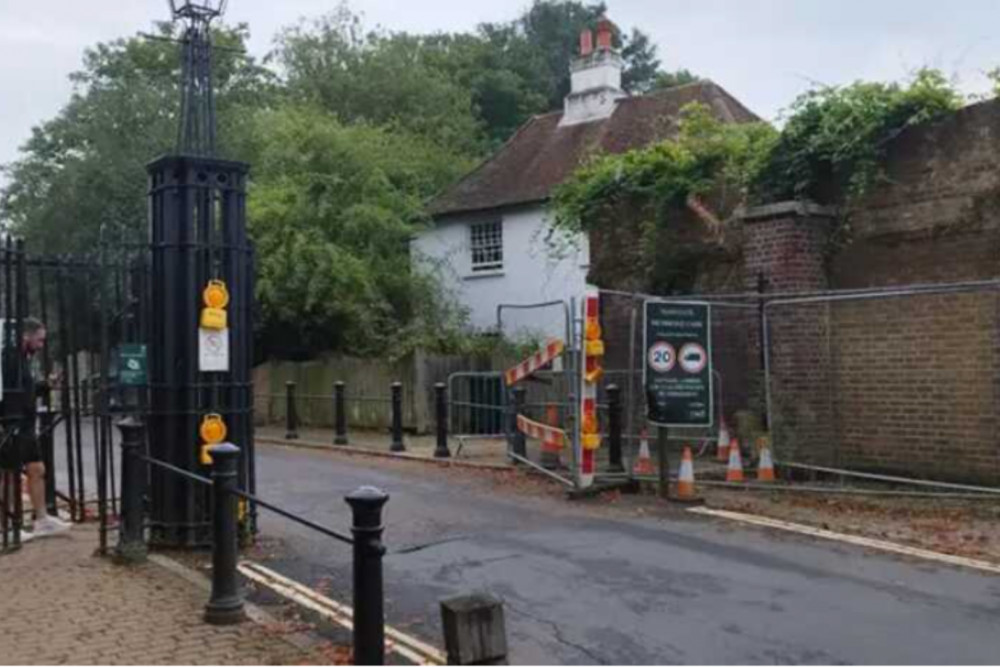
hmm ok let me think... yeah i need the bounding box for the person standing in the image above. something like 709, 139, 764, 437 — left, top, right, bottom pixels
0, 317, 70, 538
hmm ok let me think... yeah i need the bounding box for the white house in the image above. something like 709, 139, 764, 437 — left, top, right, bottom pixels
413, 17, 756, 339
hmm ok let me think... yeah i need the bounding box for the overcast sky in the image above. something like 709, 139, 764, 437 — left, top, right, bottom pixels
2, 0, 1000, 186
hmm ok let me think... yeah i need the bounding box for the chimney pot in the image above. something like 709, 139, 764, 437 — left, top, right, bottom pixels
596, 17, 614, 50
579, 29, 594, 56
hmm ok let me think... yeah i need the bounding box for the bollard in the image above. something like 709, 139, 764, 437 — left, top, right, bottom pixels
115, 417, 147, 564
434, 383, 450, 459
285, 381, 299, 440
441, 594, 508, 665
606, 384, 624, 473
346, 486, 389, 666
204, 443, 245, 625
334, 381, 348, 445
390, 382, 405, 452
511, 387, 526, 459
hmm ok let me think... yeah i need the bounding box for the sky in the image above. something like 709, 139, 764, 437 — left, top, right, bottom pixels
2, 0, 1000, 186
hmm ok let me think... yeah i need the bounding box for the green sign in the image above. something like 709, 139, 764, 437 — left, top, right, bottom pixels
118, 344, 147, 386
644, 301, 713, 427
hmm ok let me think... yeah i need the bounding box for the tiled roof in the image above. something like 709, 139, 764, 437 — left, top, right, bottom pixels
429, 80, 759, 217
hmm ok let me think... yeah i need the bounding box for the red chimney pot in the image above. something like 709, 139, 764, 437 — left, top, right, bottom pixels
579, 29, 593, 56
596, 16, 614, 50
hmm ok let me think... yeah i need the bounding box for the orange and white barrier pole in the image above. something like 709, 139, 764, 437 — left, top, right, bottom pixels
579, 289, 603, 489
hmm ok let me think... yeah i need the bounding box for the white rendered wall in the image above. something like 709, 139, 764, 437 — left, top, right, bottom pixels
412, 206, 590, 341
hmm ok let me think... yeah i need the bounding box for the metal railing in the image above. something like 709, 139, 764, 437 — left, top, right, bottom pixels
115, 417, 390, 665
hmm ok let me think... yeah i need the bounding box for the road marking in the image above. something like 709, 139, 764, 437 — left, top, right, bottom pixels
238, 560, 446, 665
689, 507, 1000, 576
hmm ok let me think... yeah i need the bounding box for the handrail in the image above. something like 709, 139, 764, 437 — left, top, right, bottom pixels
229, 488, 353, 545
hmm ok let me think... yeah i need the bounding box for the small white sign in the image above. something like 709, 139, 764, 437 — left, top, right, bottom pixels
198, 327, 230, 372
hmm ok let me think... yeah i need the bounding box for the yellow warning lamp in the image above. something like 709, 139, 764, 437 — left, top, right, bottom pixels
585, 318, 602, 341
581, 433, 602, 451
199, 414, 228, 465
582, 412, 599, 435
200, 280, 230, 330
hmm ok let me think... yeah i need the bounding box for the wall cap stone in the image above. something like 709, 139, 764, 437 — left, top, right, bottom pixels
738, 200, 839, 224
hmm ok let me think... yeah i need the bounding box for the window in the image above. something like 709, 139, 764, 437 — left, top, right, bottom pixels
470, 220, 503, 272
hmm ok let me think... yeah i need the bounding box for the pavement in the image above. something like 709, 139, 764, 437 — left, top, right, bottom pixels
250, 442, 1000, 665
0, 524, 325, 665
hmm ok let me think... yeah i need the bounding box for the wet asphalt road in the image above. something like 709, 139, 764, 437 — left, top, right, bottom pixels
250, 443, 1000, 665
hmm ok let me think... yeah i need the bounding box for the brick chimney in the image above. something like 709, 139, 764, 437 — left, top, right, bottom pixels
560, 15, 626, 127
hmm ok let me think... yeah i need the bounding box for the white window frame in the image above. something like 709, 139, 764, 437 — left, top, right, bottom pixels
469, 220, 504, 273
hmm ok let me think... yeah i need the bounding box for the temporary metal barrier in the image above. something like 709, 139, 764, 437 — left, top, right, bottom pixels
447, 372, 506, 438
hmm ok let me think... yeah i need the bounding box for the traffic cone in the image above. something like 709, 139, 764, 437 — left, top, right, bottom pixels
633, 429, 654, 476
726, 440, 744, 483
716, 420, 731, 461
757, 443, 776, 482
676, 446, 697, 499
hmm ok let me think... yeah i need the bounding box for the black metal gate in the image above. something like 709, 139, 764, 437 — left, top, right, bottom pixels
0, 235, 151, 554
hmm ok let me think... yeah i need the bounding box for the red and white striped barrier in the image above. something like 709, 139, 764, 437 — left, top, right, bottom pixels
504, 338, 565, 386
516, 414, 565, 448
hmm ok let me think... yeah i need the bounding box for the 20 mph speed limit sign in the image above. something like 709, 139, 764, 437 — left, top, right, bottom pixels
644, 300, 713, 427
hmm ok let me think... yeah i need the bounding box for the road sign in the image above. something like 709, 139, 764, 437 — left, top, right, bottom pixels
118, 344, 148, 386
644, 301, 713, 427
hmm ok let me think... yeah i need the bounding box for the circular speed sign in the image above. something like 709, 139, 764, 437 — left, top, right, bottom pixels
647, 342, 676, 373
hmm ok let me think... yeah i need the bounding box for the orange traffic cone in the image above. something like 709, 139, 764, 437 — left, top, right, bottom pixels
676, 446, 697, 499
726, 440, 744, 483
716, 421, 731, 462
633, 429, 654, 476
757, 443, 776, 482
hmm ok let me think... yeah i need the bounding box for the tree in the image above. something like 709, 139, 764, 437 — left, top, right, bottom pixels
0, 22, 276, 254
246, 106, 474, 358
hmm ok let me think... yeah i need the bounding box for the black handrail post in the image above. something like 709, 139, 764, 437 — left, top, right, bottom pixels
511, 386, 527, 459
334, 381, 348, 445
390, 382, 405, 452
346, 486, 389, 666
115, 417, 147, 564
433, 383, 450, 459
285, 381, 299, 440
204, 443, 245, 625
607, 384, 624, 473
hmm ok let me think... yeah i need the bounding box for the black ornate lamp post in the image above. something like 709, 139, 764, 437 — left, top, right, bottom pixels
146, 0, 255, 547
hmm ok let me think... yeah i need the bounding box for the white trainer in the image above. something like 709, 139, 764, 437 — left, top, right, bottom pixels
32, 516, 71, 538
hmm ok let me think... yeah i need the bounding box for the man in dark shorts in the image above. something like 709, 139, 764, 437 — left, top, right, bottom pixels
0, 317, 70, 538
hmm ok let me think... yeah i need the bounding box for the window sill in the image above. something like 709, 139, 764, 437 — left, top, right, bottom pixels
464, 269, 506, 280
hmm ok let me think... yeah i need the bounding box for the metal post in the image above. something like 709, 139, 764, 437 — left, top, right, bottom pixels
204, 443, 245, 625
39, 391, 57, 517
657, 427, 670, 500
346, 486, 389, 666
390, 382, 405, 452
607, 384, 624, 473
434, 383, 450, 459
115, 417, 147, 564
511, 387, 526, 459
334, 381, 348, 445
285, 381, 298, 440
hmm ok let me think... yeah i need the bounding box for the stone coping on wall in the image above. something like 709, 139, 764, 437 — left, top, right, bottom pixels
738, 200, 839, 224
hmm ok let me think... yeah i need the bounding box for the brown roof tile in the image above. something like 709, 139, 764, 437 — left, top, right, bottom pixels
429, 80, 759, 217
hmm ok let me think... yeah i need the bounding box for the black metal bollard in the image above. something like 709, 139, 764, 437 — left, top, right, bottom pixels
346, 486, 389, 666
607, 384, 624, 473
511, 387, 526, 459
285, 381, 299, 440
433, 383, 451, 459
390, 382, 405, 452
334, 381, 348, 445
115, 417, 147, 564
204, 443, 245, 625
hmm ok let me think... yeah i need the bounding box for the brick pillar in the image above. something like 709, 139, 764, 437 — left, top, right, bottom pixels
740, 201, 837, 464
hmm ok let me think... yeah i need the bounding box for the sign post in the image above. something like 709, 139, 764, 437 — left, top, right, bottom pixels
643, 301, 713, 428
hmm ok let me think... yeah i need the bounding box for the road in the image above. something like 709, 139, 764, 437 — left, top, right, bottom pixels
249, 444, 1000, 664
